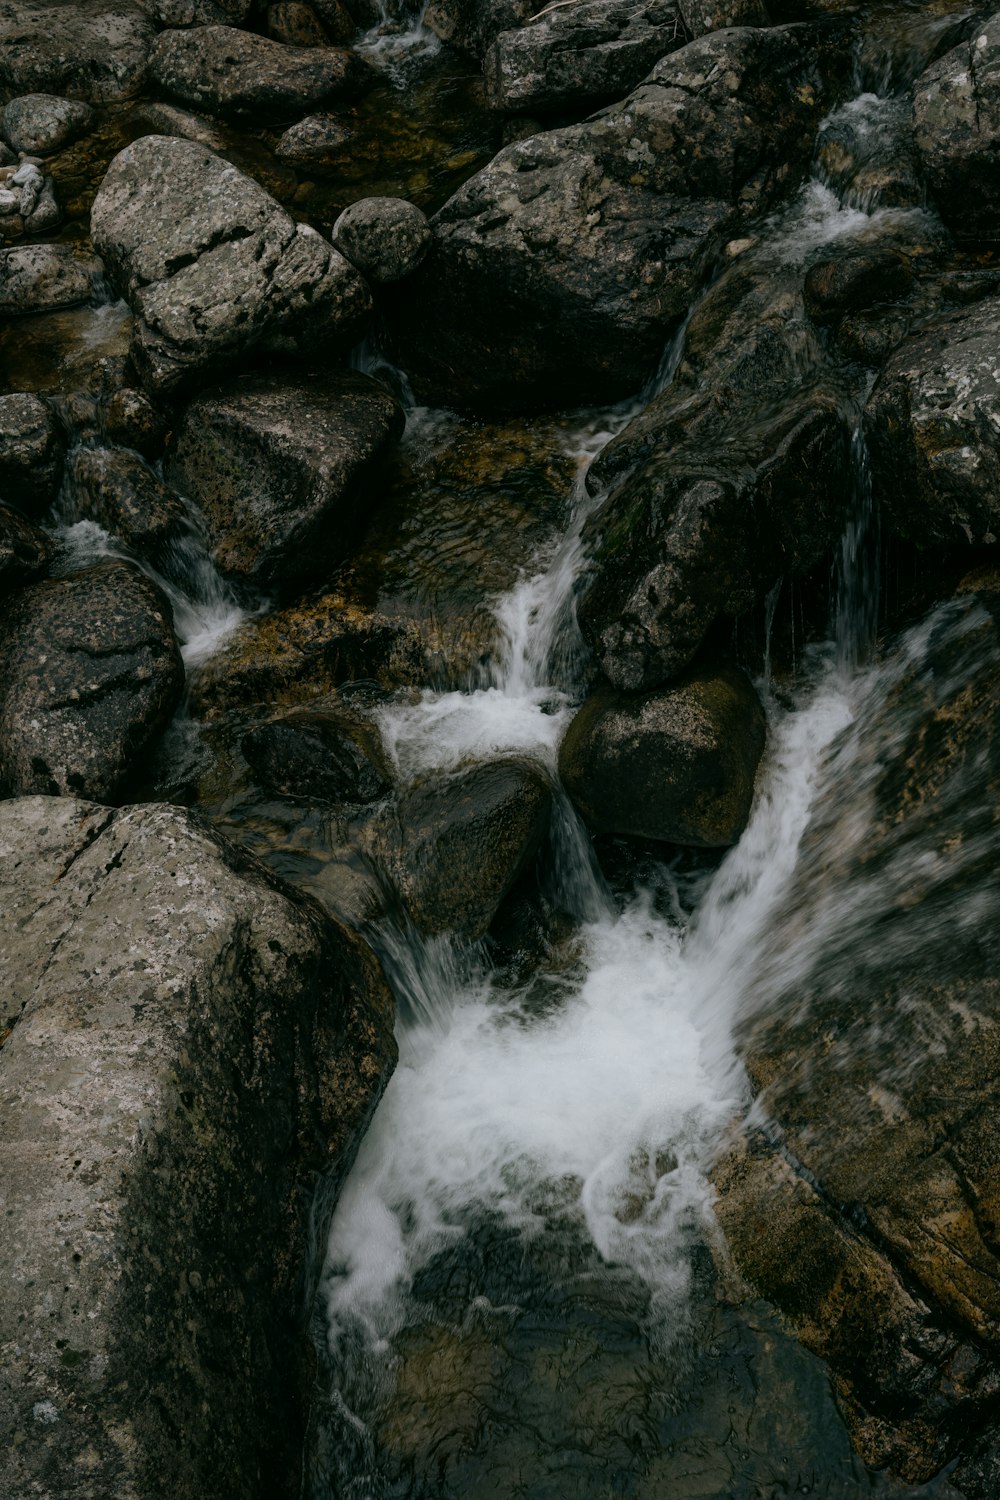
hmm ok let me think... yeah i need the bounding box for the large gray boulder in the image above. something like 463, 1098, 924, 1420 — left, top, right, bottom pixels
389, 24, 845, 409
164, 370, 404, 592
90, 136, 371, 393
0, 794, 396, 1500
0, 392, 64, 517
0, 560, 184, 802
913, 12, 1000, 243
483, 0, 688, 115
147, 25, 365, 122
864, 296, 1000, 549
559, 666, 766, 847
0, 1, 155, 103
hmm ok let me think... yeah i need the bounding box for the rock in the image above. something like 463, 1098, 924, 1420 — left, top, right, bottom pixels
64, 447, 189, 562
913, 14, 1000, 243
0, 393, 64, 517
366, 757, 552, 940
90, 136, 371, 394
243, 692, 395, 803
275, 111, 352, 168
864, 296, 1000, 549
0, 792, 395, 1498
0, 1, 156, 103
101, 386, 167, 458
148, 25, 365, 123
424, 0, 534, 58
676, 0, 767, 31
154, 0, 253, 21
1, 93, 94, 155
559, 666, 765, 847
0, 504, 52, 596
816, 93, 922, 213
308, 0, 357, 44
0, 243, 100, 316
331, 196, 432, 283
578, 391, 852, 689
0, 560, 184, 802
269, 1, 330, 45
389, 25, 845, 409
484, 0, 688, 116
128, 100, 229, 150
803, 248, 912, 328
164, 370, 404, 593
713, 580, 1000, 1485
22, 175, 60, 233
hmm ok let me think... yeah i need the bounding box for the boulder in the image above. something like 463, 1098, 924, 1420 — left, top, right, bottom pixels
332, 196, 432, 283
0, 504, 52, 596
127, 99, 229, 150
365, 757, 552, 940
0, 392, 64, 517
269, 1, 331, 45
164, 370, 404, 592
1, 93, 94, 155
803, 247, 912, 328
101, 386, 166, 459
90, 136, 372, 393
0, 559, 184, 802
0, 793, 395, 1499
64, 447, 189, 563
913, 13, 1000, 243
275, 112, 352, 168
154, 0, 253, 21
0, 243, 100, 316
389, 25, 845, 409
243, 692, 395, 803
676, 0, 767, 31
0, 1, 155, 104
424, 0, 534, 59
713, 579, 1000, 1487
559, 666, 765, 847
147, 25, 365, 123
484, 0, 688, 115
864, 296, 1000, 549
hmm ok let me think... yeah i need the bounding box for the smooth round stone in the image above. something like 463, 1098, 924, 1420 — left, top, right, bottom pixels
2, 94, 94, 156
332, 195, 432, 284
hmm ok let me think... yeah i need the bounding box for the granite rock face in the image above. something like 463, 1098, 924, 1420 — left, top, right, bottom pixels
0, 794, 396, 1500
90, 135, 372, 393
0, 1, 156, 103
913, 12, 1000, 244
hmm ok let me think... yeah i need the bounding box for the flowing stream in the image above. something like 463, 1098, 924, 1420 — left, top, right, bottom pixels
309, 62, 965, 1498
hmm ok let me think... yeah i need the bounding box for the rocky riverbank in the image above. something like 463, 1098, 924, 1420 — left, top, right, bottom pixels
4, 0, 1000, 1495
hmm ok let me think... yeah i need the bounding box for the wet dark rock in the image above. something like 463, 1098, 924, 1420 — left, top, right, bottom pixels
101, 386, 167, 459
803, 248, 912, 328
269, 0, 331, 45
914, 13, 1000, 243
164, 370, 404, 593
714, 580, 1000, 1485
424, 0, 534, 60
243, 693, 394, 803
0, 792, 395, 1499
148, 25, 366, 123
484, 0, 688, 116
309, 0, 358, 43
0, 243, 100, 316
676, 0, 767, 31
366, 757, 552, 940
154, 0, 253, 21
0, 504, 52, 596
275, 111, 352, 168
90, 136, 372, 394
559, 666, 765, 847
1, 94, 94, 155
0, 1, 155, 104
0, 392, 64, 517
331, 196, 432, 283
0, 559, 184, 802
815, 92, 923, 211
64, 447, 189, 561
390, 24, 846, 409
864, 296, 1000, 548
579, 391, 852, 690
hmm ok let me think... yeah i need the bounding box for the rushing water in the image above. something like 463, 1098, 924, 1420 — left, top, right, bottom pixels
308, 77, 967, 1497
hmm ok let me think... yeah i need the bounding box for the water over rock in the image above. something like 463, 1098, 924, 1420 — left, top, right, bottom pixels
559, 665, 766, 847
0, 793, 396, 1499
164, 369, 404, 593
389, 23, 846, 409
0, 559, 183, 802
0, 392, 64, 517
913, 11, 1000, 243
147, 24, 366, 122
90, 135, 372, 393
864, 294, 1000, 548
64, 446, 189, 564
0, 1, 156, 103
243, 691, 395, 805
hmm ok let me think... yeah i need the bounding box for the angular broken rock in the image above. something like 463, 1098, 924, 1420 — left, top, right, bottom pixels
90, 135, 371, 393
